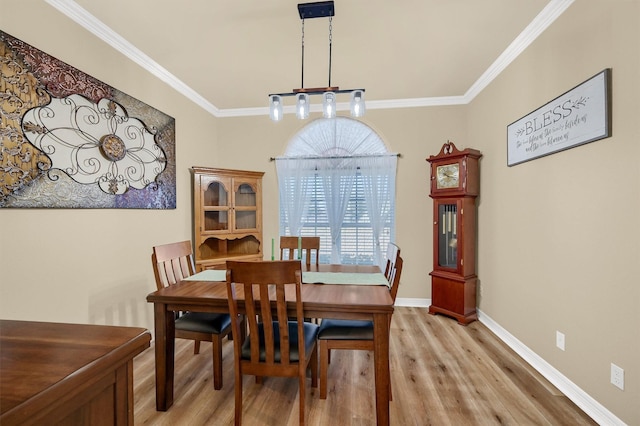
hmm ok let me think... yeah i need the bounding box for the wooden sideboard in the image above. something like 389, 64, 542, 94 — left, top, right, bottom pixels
0, 320, 150, 425
191, 167, 264, 271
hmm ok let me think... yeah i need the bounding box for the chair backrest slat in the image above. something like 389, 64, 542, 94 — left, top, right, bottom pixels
275, 285, 290, 364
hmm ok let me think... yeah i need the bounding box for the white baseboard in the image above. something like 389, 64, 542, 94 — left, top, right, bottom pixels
477, 309, 626, 426
395, 297, 430, 308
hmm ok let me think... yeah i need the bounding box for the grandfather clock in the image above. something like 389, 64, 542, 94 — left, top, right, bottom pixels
426, 141, 482, 325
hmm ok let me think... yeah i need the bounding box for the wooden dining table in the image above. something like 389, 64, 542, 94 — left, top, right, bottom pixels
146, 263, 394, 426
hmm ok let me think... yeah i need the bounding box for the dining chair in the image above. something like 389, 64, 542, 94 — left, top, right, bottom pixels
280, 236, 320, 266
317, 255, 404, 400
225, 260, 319, 426
383, 242, 401, 282
151, 240, 232, 390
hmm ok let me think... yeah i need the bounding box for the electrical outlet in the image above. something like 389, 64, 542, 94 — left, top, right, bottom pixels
556, 331, 565, 351
611, 363, 624, 390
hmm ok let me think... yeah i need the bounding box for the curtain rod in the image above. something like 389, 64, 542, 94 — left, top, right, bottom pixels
269, 153, 401, 161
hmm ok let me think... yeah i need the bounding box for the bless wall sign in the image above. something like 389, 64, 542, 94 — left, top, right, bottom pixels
507, 68, 612, 166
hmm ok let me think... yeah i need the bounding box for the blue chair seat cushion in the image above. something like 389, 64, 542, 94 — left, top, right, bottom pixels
317, 319, 373, 340
241, 321, 319, 362
175, 312, 232, 334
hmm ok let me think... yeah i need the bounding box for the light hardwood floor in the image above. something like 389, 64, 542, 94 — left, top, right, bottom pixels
133, 307, 596, 425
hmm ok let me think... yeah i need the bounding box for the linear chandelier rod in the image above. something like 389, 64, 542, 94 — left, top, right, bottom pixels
268, 88, 365, 97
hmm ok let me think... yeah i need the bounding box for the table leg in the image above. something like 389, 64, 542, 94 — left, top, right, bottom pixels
373, 312, 391, 426
154, 303, 175, 411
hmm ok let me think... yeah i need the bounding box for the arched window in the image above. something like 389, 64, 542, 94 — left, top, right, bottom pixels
275, 117, 397, 267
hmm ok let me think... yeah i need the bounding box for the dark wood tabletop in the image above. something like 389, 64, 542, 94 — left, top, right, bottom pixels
0, 320, 150, 425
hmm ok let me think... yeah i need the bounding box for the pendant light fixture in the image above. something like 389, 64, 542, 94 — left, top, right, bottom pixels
296, 93, 310, 119
268, 1, 365, 122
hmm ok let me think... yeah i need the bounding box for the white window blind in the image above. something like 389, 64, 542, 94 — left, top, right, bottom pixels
276, 118, 397, 267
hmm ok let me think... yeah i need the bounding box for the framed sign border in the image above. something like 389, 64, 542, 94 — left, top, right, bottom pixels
506, 68, 612, 167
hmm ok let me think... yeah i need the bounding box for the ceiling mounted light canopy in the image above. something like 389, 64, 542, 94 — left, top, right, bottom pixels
268, 1, 366, 122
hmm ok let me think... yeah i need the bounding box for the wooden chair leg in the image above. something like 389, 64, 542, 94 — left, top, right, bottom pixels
193, 340, 201, 354
319, 340, 328, 399
234, 366, 243, 426
310, 344, 318, 388
212, 335, 223, 390
299, 373, 306, 426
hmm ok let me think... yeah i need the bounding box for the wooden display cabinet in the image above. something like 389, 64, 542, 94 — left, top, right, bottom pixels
191, 167, 264, 271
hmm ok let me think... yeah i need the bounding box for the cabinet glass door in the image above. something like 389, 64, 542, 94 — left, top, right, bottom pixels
203, 180, 229, 231
233, 182, 257, 231
437, 202, 457, 269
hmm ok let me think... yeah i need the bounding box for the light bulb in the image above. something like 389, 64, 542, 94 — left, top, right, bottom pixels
296, 93, 310, 119
350, 90, 366, 117
269, 95, 283, 122
323, 92, 336, 118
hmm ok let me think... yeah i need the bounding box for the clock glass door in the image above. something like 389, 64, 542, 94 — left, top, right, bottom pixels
437, 203, 457, 269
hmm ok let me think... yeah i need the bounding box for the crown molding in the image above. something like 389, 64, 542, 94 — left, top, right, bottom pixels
44, 0, 221, 117
45, 0, 574, 118
464, 0, 575, 101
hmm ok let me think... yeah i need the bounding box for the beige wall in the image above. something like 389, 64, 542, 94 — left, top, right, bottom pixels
467, 1, 639, 423
1, 0, 638, 424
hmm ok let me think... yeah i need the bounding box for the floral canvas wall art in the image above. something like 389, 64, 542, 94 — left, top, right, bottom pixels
0, 31, 176, 209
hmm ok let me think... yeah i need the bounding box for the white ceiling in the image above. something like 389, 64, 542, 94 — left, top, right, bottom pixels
46, 0, 574, 117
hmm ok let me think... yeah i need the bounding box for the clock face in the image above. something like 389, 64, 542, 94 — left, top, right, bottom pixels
436, 164, 460, 189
